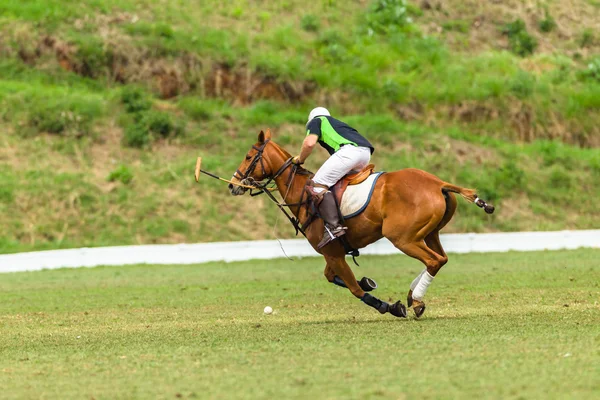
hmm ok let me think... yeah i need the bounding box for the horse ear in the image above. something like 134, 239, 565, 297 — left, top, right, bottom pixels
257, 129, 272, 143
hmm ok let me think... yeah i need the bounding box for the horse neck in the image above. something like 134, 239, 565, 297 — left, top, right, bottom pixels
266, 144, 311, 219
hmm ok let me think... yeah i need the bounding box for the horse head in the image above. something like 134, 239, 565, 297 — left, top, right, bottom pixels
229, 129, 277, 196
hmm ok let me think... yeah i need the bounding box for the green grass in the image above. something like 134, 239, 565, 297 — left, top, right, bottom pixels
0, 249, 598, 399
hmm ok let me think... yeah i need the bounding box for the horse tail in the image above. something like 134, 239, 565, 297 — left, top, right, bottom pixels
441, 183, 495, 214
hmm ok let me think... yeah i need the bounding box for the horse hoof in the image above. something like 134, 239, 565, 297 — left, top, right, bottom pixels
359, 277, 377, 292
407, 290, 413, 308
413, 303, 426, 318
389, 301, 407, 318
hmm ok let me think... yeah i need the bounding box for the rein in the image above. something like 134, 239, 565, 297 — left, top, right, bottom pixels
234, 140, 311, 237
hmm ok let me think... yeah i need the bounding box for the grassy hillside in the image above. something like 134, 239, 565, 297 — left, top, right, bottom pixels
0, 0, 599, 254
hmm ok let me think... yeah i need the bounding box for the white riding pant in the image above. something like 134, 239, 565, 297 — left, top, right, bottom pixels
312, 145, 371, 192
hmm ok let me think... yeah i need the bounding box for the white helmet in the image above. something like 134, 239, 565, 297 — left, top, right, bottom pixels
307, 107, 330, 123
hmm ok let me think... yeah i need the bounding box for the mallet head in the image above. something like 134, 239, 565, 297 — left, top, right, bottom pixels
195, 157, 202, 182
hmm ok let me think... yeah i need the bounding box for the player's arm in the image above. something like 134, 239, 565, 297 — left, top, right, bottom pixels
296, 134, 318, 164
293, 118, 321, 165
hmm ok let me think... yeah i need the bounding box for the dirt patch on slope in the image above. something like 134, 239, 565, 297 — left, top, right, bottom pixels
205, 64, 316, 105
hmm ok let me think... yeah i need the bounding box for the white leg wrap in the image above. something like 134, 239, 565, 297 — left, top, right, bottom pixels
412, 271, 434, 301
410, 269, 426, 291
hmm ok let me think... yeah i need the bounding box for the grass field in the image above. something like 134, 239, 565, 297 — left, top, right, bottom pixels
1, 249, 598, 399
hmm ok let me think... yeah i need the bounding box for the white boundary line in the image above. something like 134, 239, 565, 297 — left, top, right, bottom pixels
0, 230, 598, 273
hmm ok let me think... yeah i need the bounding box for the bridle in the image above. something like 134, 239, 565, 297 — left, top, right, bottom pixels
233, 139, 311, 237
233, 140, 271, 188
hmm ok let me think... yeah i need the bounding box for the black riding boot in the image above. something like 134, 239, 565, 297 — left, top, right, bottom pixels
317, 191, 347, 249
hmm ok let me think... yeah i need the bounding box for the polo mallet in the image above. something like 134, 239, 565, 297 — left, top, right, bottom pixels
194, 157, 275, 191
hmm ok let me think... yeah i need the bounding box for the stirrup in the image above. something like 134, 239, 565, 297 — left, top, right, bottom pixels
317, 225, 346, 249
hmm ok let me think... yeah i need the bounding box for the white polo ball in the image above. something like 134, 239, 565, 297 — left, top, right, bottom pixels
263, 306, 273, 315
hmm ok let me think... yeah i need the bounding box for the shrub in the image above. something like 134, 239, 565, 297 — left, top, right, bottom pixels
75, 37, 110, 78
579, 57, 600, 82
442, 20, 470, 33
548, 165, 572, 188
590, 155, 600, 178
123, 123, 151, 148
494, 159, 526, 191
579, 29, 595, 48
122, 110, 185, 148
154, 23, 174, 39
121, 87, 152, 113
365, 0, 414, 35
382, 79, 402, 100
503, 19, 538, 57
0, 186, 14, 203
141, 111, 175, 137
300, 14, 319, 32
27, 102, 94, 137
179, 98, 212, 121
538, 141, 565, 166
107, 165, 134, 185
509, 70, 536, 98
538, 11, 556, 33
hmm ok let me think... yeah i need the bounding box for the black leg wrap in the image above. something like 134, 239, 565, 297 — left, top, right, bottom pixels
332, 276, 347, 288
361, 293, 389, 314
358, 277, 377, 292
332, 276, 376, 291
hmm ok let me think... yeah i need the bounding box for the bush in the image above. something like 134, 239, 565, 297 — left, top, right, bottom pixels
494, 159, 526, 191
27, 102, 94, 137
0, 186, 14, 203
548, 165, 572, 188
579, 57, 600, 82
538, 11, 556, 33
141, 111, 175, 137
382, 78, 402, 100
179, 99, 212, 121
365, 0, 414, 35
122, 110, 185, 148
75, 37, 110, 78
503, 19, 538, 57
121, 87, 152, 113
442, 20, 470, 33
107, 165, 134, 185
579, 29, 595, 48
123, 123, 151, 148
590, 155, 600, 178
509, 70, 536, 98
154, 23, 175, 39
300, 14, 319, 32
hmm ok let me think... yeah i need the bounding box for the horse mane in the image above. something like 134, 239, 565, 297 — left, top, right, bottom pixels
269, 140, 313, 176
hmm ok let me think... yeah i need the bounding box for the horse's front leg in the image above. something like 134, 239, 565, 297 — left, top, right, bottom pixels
324, 262, 378, 292
325, 256, 405, 318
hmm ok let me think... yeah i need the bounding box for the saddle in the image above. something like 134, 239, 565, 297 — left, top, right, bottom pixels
332, 164, 375, 205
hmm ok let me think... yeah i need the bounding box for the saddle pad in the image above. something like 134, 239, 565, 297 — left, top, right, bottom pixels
340, 172, 384, 219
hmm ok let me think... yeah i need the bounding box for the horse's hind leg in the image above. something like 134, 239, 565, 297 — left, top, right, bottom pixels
424, 230, 448, 273
385, 235, 446, 317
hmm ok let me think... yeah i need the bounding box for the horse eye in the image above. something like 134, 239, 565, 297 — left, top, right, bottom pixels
245, 154, 251, 160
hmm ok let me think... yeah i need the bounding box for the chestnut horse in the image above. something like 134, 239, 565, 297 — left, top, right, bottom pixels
229, 129, 494, 318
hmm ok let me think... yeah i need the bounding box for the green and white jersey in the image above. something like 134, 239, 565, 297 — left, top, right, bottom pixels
306, 116, 374, 156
